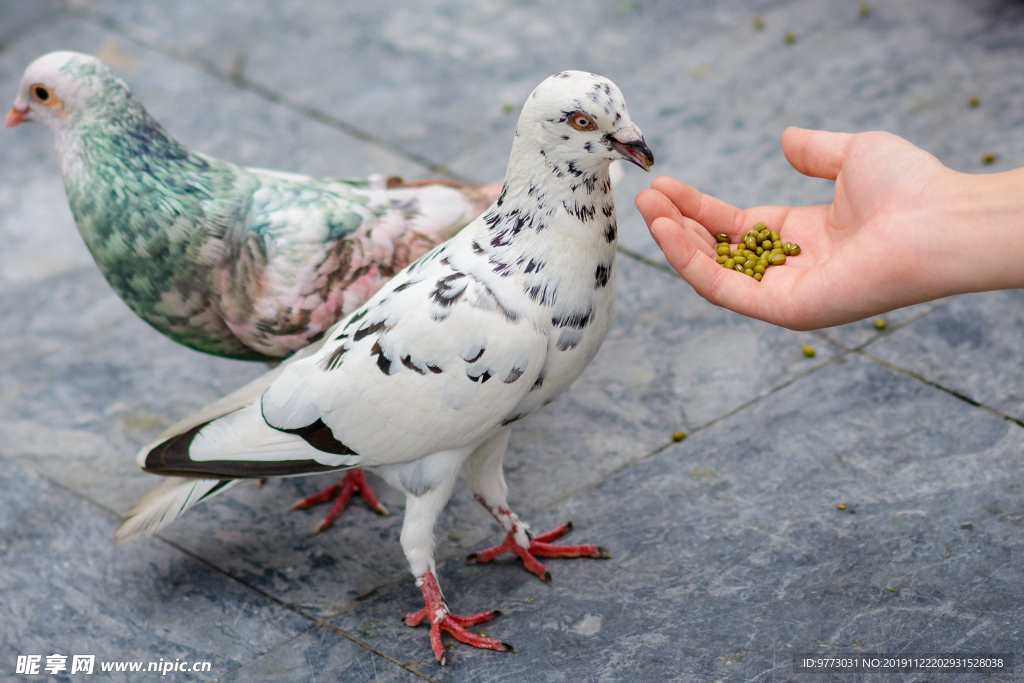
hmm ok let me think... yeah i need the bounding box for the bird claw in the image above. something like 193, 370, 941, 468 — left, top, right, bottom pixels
290, 469, 388, 533
403, 570, 512, 665
466, 521, 611, 582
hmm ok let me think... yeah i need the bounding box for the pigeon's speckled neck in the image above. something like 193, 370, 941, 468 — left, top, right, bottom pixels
450, 145, 618, 399
479, 153, 617, 276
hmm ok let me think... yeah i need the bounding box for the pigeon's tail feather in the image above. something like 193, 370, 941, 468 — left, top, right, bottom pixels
138, 403, 357, 479
120, 399, 356, 542
114, 477, 238, 544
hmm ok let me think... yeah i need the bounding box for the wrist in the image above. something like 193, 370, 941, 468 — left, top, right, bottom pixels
940, 167, 1024, 293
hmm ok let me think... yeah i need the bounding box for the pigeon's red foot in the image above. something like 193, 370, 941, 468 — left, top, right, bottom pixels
466, 522, 611, 583
290, 469, 388, 533
402, 570, 513, 665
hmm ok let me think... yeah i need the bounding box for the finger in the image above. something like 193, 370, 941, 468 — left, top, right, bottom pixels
636, 188, 716, 251
649, 178, 798, 243
649, 216, 767, 319
649, 176, 748, 238
635, 187, 685, 227
781, 127, 854, 180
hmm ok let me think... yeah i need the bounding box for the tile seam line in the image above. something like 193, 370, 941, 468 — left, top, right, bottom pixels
144, 536, 441, 683
54, 7, 691, 283
412, 343, 860, 570
15, 285, 955, 655
827, 299, 955, 354
856, 349, 1024, 430
17, 467, 439, 683
205, 623, 428, 683
202, 629, 311, 683
533, 345, 859, 516
246, 349, 859, 621
17, 347, 929, 665
615, 245, 679, 276
337, 347, 859, 642
59, 5, 709, 285
61, 343, 1008, 672
63, 4, 465, 183
602, 274, 953, 346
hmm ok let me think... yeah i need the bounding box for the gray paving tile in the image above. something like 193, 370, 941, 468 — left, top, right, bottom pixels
1, 244, 838, 623
0, 0, 63, 47
62, 1, 1024, 274
91, 254, 832, 619
0, 345, 263, 515
865, 290, 1024, 422
0, 75, 90, 296
218, 627, 422, 683
71, 0, 773, 169
813, 300, 949, 351
330, 354, 1024, 679
0, 266, 132, 374
0, 265, 264, 512
3, 2, 1023, 680
70, 0, 782, 260
0, 456, 312, 683
617, 0, 1024, 264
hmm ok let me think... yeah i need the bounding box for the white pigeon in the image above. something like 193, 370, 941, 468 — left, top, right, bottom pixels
115, 70, 654, 665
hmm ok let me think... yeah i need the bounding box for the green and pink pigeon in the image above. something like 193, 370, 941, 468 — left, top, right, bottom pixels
6, 50, 501, 530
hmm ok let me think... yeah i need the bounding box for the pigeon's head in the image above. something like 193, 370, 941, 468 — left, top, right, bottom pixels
7, 51, 130, 130
515, 70, 653, 174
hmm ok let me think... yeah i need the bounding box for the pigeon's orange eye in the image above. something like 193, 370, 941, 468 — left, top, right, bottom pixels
30, 84, 50, 103
28, 83, 65, 114
567, 111, 597, 132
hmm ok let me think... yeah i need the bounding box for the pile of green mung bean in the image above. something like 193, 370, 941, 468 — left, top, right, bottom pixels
714, 222, 800, 281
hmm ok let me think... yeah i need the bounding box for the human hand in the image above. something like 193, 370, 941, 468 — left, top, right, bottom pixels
635, 127, 1008, 330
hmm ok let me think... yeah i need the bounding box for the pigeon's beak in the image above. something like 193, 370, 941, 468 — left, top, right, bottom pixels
6, 99, 28, 128
609, 130, 654, 172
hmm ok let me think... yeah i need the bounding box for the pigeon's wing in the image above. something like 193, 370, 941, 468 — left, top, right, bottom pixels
218, 168, 491, 357
139, 334, 330, 462
139, 241, 547, 478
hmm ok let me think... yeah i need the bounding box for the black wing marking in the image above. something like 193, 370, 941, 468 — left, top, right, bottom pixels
268, 417, 360, 455
142, 421, 342, 478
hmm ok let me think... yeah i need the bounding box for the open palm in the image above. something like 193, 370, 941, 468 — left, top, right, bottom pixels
636, 128, 957, 330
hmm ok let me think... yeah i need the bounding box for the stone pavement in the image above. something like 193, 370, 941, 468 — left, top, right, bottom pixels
2, 1, 1024, 681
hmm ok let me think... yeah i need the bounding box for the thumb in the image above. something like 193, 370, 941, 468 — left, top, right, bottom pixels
782, 127, 854, 180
